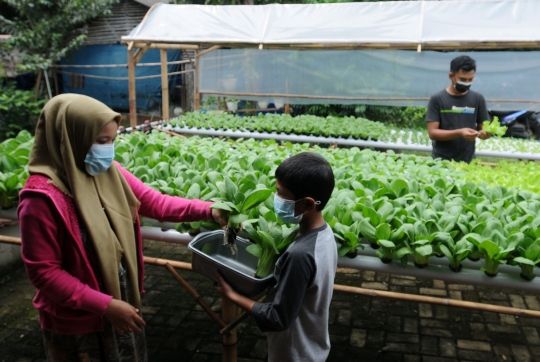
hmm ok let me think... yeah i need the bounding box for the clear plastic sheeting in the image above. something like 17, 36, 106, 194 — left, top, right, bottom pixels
199, 49, 540, 111
122, 1, 540, 45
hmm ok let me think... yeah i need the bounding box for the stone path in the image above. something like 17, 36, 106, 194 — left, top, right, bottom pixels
1, 240, 540, 361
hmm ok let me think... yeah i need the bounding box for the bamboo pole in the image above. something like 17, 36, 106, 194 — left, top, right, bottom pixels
128, 41, 540, 51
333, 284, 540, 318
0, 235, 22, 246
4, 235, 540, 319
127, 47, 137, 128
134, 45, 150, 65
194, 50, 201, 110
151, 126, 187, 138
160, 49, 170, 120
198, 90, 540, 104
196, 45, 222, 58
164, 263, 227, 329
220, 296, 265, 335
143, 256, 192, 271
221, 297, 237, 362
34, 70, 42, 102
132, 43, 200, 50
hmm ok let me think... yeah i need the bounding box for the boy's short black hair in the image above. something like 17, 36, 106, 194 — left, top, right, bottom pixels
450, 55, 476, 74
275, 152, 335, 211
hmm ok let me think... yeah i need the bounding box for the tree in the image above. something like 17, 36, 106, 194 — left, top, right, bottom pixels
0, 0, 118, 72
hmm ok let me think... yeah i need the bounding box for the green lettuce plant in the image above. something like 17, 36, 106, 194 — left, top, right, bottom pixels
244, 217, 298, 278
209, 176, 272, 254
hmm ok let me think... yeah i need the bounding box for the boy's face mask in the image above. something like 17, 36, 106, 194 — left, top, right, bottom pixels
84, 144, 115, 176
274, 194, 320, 224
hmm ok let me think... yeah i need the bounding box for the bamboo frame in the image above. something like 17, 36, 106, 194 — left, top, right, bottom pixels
131, 43, 200, 50
127, 46, 137, 128
4, 235, 540, 319
134, 44, 150, 65
199, 91, 540, 104
194, 49, 201, 110
160, 49, 170, 119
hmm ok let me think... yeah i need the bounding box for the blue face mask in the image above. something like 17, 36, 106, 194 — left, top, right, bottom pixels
84, 144, 115, 176
274, 195, 321, 224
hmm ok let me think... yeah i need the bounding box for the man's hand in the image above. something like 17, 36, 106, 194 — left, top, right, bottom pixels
461, 128, 479, 142
477, 129, 491, 140
104, 299, 146, 334
211, 208, 229, 231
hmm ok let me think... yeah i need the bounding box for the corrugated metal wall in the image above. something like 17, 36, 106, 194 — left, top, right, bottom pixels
84, 0, 148, 45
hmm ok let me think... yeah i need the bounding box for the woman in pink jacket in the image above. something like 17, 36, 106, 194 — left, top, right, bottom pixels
18, 94, 228, 361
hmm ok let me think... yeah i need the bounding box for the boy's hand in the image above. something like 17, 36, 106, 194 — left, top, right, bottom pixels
213, 271, 234, 298
213, 271, 257, 313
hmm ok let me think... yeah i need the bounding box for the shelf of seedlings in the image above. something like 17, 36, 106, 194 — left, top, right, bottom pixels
4, 126, 540, 293
131, 112, 540, 161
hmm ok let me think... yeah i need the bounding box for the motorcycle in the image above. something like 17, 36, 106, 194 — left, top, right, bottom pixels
488, 110, 540, 140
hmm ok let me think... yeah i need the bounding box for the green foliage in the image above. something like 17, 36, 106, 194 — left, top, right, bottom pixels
0, 0, 118, 72
0, 82, 44, 141
171, 112, 389, 140
482, 116, 507, 137
452, 159, 540, 196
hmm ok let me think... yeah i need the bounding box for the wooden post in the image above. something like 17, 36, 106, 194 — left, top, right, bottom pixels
221, 297, 237, 362
127, 45, 137, 128
160, 49, 170, 119
284, 77, 290, 114
34, 70, 43, 101
194, 50, 200, 110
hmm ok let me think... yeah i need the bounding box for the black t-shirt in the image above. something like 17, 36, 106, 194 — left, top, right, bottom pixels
425, 89, 490, 163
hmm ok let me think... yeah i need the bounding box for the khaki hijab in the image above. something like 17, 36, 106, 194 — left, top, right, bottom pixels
29, 94, 142, 307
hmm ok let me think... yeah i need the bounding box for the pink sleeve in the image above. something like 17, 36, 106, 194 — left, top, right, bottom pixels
18, 193, 112, 316
115, 162, 214, 222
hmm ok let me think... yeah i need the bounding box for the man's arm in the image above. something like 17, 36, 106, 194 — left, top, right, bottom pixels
427, 122, 478, 142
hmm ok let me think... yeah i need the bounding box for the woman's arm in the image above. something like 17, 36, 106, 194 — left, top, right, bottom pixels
18, 193, 112, 316
115, 162, 214, 223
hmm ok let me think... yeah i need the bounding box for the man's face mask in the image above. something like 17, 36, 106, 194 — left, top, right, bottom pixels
274, 194, 320, 224
84, 144, 115, 176
454, 80, 472, 93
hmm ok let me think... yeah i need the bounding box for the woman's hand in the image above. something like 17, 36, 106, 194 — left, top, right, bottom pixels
104, 299, 146, 334
211, 208, 230, 231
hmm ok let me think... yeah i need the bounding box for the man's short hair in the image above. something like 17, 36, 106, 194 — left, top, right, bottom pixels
275, 152, 335, 211
450, 55, 476, 74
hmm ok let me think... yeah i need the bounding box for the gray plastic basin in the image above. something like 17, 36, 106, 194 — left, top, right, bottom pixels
188, 230, 274, 297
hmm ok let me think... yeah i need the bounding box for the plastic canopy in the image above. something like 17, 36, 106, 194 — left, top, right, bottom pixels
122, 1, 540, 46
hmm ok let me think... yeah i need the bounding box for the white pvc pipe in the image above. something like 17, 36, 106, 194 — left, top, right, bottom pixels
338, 254, 540, 293
140, 226, 193, 245
162, 126, 540, 161
357, 244, 522, 275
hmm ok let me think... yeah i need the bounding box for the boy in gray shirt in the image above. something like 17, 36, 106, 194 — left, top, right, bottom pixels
214, 152, 337, 362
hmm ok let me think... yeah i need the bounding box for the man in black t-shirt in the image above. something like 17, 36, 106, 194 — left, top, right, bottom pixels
426, 55, 491, 163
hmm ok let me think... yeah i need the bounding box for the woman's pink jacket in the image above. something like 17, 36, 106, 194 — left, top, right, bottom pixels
17, 162, 213, 335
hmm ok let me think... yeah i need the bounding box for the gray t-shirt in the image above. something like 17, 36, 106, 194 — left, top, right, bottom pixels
251, 223, 337, 362
425, 89, 489, 163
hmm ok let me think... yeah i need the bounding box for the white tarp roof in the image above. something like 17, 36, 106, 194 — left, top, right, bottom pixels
122, 0, 540, 46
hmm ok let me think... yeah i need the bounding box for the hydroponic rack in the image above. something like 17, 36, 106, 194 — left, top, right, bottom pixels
127, 120, 540, 161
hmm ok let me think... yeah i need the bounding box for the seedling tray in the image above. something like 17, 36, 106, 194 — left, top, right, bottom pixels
188, 230, 274, 297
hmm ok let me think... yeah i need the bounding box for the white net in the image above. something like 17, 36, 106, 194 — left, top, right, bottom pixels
199, 49, 540, 112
